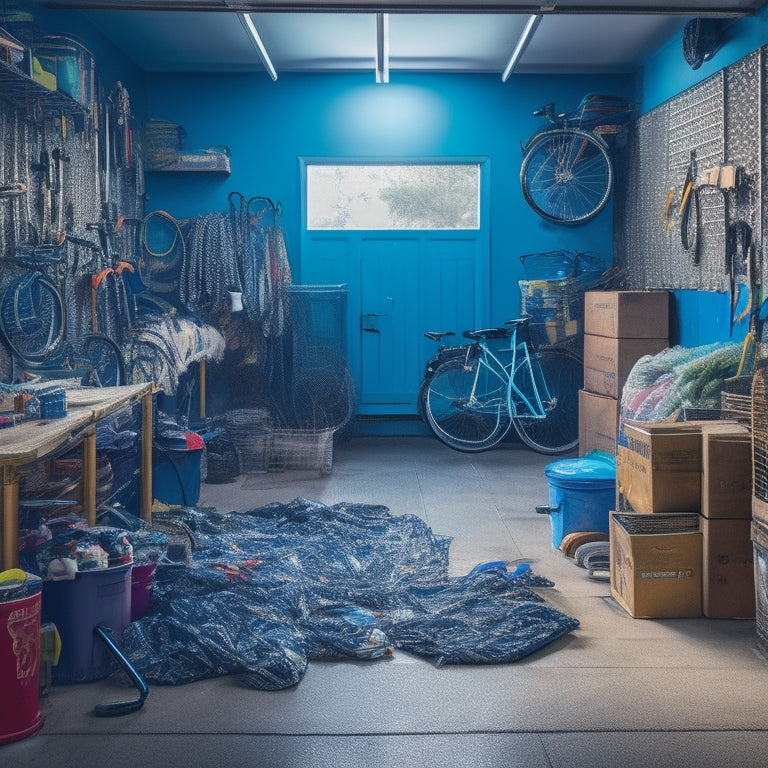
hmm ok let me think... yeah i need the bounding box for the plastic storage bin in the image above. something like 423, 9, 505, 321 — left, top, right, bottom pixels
153, 446, 203, 506
152, 427, 204, 506
0, 588, 42, 744
41, 564, 132, 684
538, 452, 616, 548
130, 563, 157, 621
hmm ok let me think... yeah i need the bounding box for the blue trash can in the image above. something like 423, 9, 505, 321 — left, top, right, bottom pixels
538, 452, 616, 548
152, 425, 204, 506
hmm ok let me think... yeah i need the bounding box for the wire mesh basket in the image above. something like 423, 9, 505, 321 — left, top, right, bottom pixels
753, 366, 768, 505
519, 277, 582, 346
752, 529, 768, 651
264, 428, 334, 475
720, 374, 753, 423
220, 409, 334, 474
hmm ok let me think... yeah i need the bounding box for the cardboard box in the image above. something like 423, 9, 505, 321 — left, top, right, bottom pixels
701, 431, 752, 519
617, 422, 703, 513
610, 511, 702, 618
579, 389, 618, 455
583, 334, 668, 399
754, 497, 768, 527
584, 290, 670, 339
700, 516, 755, 618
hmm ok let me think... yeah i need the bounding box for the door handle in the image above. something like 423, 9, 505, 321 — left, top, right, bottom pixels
362, 313, 381, 333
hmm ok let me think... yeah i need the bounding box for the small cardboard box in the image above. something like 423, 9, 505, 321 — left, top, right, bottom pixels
701, 430, 752, 519
610, 511, 702, 618
583, 334, 668, 399
700, 515, 755, 618
579, 389, 618, 456
754, 497, 768, 527
617, 422, 703, 513
584, 290, 670, 339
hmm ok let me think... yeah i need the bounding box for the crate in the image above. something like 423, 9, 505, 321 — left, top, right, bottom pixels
31, 35, 95, 106
234, 428, 334, 475
519, 277, 582, 346
265, 428, 334, 475
753, 366, 768, 505
720, 374, 753, 424
752, 538, 768, 652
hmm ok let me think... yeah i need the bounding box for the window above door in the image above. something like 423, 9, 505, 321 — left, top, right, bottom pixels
305, 162, 480, 230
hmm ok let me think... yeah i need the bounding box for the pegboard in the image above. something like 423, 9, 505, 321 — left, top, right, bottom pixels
614, 48, 763, 296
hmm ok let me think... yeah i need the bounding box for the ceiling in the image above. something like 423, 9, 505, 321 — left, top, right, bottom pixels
28, 1, 767, 78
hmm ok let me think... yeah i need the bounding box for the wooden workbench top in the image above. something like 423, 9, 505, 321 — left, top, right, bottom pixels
0, 383, 153, 468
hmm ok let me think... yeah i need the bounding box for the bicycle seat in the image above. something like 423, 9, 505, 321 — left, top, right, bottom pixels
424, 331, 456, 342
462, 327, 511, 340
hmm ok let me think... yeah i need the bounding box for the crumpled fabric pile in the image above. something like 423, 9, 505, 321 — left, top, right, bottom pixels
123, 498, 579, 690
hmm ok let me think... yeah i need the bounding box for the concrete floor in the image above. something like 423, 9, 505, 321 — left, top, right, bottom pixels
4, 435, 768, 767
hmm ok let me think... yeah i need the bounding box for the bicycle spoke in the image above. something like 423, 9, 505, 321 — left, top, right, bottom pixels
511, 350, 582, 455
521, 128, 612, 224
425, 358, 512, 452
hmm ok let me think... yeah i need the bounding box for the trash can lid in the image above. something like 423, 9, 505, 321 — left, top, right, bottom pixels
544, 450, 616, 482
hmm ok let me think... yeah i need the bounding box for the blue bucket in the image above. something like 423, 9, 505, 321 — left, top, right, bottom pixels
539, 452, 616, 548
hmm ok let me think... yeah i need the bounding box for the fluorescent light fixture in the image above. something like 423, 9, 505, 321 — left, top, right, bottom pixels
501, 14, 542, 82
240, 13, 277, 82
376, 12, 390, 84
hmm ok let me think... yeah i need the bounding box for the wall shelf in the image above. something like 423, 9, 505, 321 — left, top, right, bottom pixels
0, 59, 87, 116
145, 167, 231, 176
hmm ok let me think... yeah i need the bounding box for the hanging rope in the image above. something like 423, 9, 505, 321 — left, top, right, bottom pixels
139, 210, 184, 296
180, 211, 240, 317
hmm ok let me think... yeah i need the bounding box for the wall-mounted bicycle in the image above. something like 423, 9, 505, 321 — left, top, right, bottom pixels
520, 93, 634, 225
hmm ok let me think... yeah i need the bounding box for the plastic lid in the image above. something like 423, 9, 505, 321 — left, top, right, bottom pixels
544, 450, 616, 482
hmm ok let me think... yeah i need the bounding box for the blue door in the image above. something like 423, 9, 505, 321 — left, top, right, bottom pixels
300, 160, 489, 416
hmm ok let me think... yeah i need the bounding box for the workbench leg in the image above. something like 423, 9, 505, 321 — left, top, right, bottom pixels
2, 465, 19, 570
199, 358, 206, 420
141, 392, 153, 525
82, 433, 97, 527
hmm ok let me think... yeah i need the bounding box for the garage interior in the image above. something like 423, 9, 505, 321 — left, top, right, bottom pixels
2, 1, 768, 766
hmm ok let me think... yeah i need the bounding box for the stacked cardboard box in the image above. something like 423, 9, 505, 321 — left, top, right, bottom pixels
611, 420, 754, 618
579, 291, 669, 455
700, 430, 754, 618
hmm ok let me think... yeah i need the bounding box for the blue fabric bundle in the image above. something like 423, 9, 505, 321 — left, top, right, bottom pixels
123, 499, 579, 689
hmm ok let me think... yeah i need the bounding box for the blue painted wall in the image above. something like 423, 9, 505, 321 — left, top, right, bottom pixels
637, 8, 768, 347
144, 71, 631, 326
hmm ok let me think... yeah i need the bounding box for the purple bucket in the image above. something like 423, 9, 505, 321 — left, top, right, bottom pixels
42, 564, 132, 684
130, 563, 157, 621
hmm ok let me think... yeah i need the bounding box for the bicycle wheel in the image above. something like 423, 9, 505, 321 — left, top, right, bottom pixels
511, 349, 582, 455
520, 128, 613, 225
424, 357, 512, 452
80, 333, 126, 387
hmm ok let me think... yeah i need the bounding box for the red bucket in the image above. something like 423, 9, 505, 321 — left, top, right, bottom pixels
130, 563, 157, 621
0, 591, 43, 744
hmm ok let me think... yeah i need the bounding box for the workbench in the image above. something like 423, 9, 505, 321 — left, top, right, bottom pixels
0, 383, 154, 569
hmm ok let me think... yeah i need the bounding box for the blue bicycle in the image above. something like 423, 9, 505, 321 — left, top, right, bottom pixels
422, 317, 582, 454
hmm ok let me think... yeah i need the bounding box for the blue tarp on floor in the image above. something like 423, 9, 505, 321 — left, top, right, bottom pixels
123, 499, 579, 690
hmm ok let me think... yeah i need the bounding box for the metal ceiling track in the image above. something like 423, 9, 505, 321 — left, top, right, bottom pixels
35, 0, 761, 16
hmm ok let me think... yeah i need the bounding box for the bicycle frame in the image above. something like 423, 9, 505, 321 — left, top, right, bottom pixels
466, 328, 551, 420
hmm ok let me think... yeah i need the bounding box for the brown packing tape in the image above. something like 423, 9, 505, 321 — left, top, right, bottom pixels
719, 165, 737, 189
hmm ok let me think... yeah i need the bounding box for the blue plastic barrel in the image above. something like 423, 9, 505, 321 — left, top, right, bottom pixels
538, 452, 616, 548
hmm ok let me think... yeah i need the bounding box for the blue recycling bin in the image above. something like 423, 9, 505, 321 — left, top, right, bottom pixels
538, 452, 616, 548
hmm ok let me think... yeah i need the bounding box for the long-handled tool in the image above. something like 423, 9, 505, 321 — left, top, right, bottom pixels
92, 625, 149, 717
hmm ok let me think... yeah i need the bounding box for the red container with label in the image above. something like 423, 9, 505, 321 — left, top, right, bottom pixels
0, 591, 43, 744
